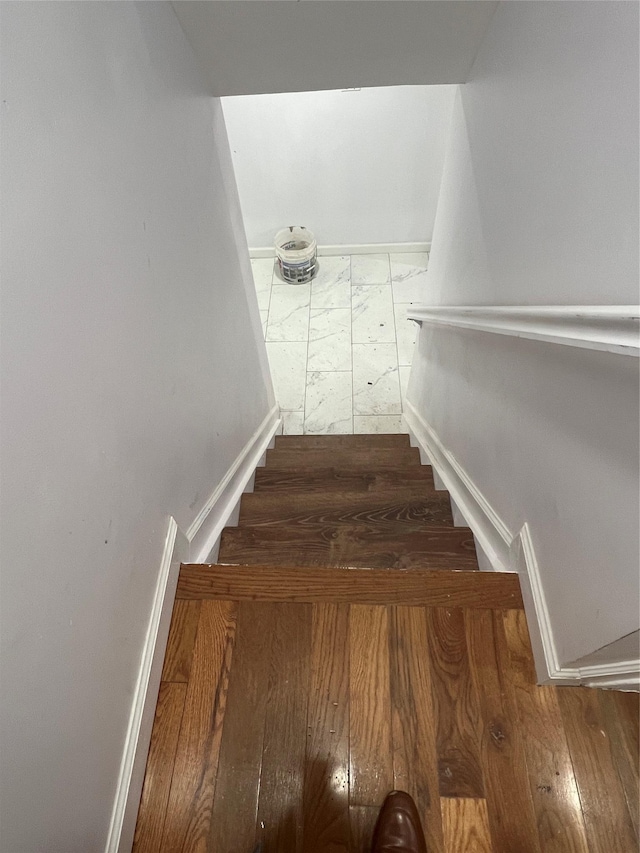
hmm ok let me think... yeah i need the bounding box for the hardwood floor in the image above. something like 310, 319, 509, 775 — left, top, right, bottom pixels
133, 436, 639, 852
134, 585, 638, 853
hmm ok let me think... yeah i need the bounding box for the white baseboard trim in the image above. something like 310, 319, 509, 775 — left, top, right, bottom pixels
448, 496, 468, 528
472, 538, 495, 573
403, 403, 639, 692
512, 523, 640, 690
106, 406, 282, 853
105, 516, 189, 853
187, 404, 282, 563
249, 241, 431, 259
578, 664, 640, 690
403, 402, 512, 573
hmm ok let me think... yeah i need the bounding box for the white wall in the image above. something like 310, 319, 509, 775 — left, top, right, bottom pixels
408, 2, 639, 666
0, 4, 271, 851
222, 86, 456, 247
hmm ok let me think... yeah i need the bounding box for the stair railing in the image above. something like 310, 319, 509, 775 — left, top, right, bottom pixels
406, 305, 640, 357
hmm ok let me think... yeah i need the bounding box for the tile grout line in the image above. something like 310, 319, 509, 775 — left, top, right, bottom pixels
306, 258, 354, 435
352, 254, 389, 430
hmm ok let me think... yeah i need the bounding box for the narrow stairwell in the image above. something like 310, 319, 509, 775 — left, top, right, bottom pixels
133, 435, 639, 853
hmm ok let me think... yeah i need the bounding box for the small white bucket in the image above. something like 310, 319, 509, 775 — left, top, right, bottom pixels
274, 226, 317, 284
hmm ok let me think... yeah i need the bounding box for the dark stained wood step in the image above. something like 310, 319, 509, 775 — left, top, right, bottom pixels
264, 447, 422, 470
219, 524, 478, 570
254, 465, 434, 494
238, 491, 453, 528
176, 564, 524, 609
275, 434, 411, 450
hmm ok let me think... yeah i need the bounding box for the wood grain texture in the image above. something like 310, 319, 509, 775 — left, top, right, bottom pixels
349, 605, 393, 806
440, 798, 492, 853
177, 565, 524, 609
159, 600, 236, 853
426, 608, 484, 798
264, 448, 421, 470
133, 682, 187, 853
557, 685, 638, 852
502, 609, 589, 853
219, 524, 478, 571
275, 434, 410, 450
207, 602, 274, 853
466, 609, 540, 851
238, 491, 453, 528
598, 688, 639, 840
161, 599, 201, 683
254, 466, 433, 494
135, 433, 640, 853
255, 602, 312, 853
390, 606, 444, 853
349, 805, 379, 853
303, 603, 350, 853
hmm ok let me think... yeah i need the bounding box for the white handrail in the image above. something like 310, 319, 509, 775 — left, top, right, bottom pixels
406, 305, 640, 357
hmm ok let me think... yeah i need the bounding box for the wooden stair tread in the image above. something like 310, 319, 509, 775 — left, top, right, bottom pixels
177, 563, 523, 608
238, 491, 454, 527
218, 524, 478, 570
265, 447, 422, 470
254, 466, 434, 493
275, 434, 410, 450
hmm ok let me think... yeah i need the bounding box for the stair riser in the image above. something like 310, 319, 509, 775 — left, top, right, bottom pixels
219, 525, 478, 570
265, 449, 422, 470
253, 467, 434, 494
239, 493, 454, 528
177, 564, 524, 608
274, 434, 411, 450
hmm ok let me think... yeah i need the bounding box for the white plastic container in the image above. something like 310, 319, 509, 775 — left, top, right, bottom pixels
274, 226, 317, 283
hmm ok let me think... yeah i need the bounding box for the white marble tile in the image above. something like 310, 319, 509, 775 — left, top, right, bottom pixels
394, 304, 418, 365
307, 308, 352, 372
304, 371, 353, 434
266, 342, 307, 411
310, 256, 351, 309
352, 343, 401, 415
282, 411, 305, 435
260, 310, 268, 338
351, 253, 391, 285
266, 284, 310, 342
251, 258, 275, 311
390, 252, 429, 303
351, 284, 396, 344
354, 415, 406, 434
399, 365, 411, 409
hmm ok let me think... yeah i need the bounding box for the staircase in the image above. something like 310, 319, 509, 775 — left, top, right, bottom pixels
176, 433, 525, 608
218, 433, 479, 571
133, 435, 639, 853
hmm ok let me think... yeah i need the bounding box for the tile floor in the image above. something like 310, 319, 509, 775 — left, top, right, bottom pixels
251, 252, 427, 435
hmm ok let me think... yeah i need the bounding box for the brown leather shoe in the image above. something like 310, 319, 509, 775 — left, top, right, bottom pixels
372, 791, 427, 853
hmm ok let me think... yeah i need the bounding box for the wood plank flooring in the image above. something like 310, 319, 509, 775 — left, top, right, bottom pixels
134, 435, 639, 851
134, 587, 639, 853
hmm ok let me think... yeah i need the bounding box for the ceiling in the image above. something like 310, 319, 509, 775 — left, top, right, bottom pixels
171, 1, 499, 96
